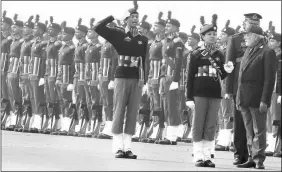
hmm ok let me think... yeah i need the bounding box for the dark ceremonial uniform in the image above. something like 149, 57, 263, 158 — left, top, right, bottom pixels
1, 33, 13, 125
158, 33, 184, 144
83, 41, 102, 136
97, 41, 117, 138
236, 26, 276, 167
28, 37, 48, 133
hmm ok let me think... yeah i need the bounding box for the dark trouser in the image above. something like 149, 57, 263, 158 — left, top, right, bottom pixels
233, 96, 249, 161
99, 80, 113, 121
139, 93, 151, 127
240, 106, 267, 164
29, 76, 46, 114
217, 98, 234, 131
192, 97, 221, 142
150, 82, 164, 128
58, 84, 73, 118
112, 78, 141, 135
267, 92, 278, 133
85, 83, 102, 122
1, 71, 9, 101
77, 81, 89, 122
45, 77, 61, 119
7, 73, 22, 112
160, 76, 181, 126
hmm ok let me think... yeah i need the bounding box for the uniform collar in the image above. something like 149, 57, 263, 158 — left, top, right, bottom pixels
155, 33, 165, 42
77, 38, 87, 45
35, 36, 43, 42
166, 32, 178, 40
125, 26, 141, 37
64, 40, 74, 46
49, 37, 57, 43
275, 48, 281, 56
12, 34, 22, 41
2, 31, 11, 38
23, 34, 33, 42
89, 40, 99, 46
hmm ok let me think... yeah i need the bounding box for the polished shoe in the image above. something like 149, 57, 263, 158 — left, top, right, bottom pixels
97, 133, 112, 139
255, 163, 265, 169
115, 150, 125, 158
195, 160, 205, 167
6, 125, 16, 131
17, 128, 23, 132
29, 128, 39, 133
58, 131, 68, 136
204, 160, 215, 168
265, 151, 274, 156
140, 138, 149, 143
237, 159, 256, 168
215, 145, 227, 151
229, 146, 235, 152
147, 138, 156, 143
176, 137, 182, 142
42, 129, 51, 134
233, 158, 246, 165
125, 150, 137, 159
273, 153, 282, 157
132, 137, 139, 142
211, 154, 214, 159
183, 138, 192, 143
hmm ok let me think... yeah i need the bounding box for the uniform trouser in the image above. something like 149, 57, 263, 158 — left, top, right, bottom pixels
77, 81, 89, 122
85, 83, 102, 122
192, 97, 221, 142
217, 98, 234, 130
267, 92, 278, 133
19, 76, 33, 118
1, 71, 11, 116
58, 83, 73, 118
160, 77, 181, 126
45, 77, 61, 119
240, 106, 267, 164
7, 73, 22, 112
139, 93, 151, 127
233, 96, 249, 160
112, 78, 141, 135
99, 80, 113, 121
29, 77, 46, 114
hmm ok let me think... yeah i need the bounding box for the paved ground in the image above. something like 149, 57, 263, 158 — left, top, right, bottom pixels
1, 130, 281, 171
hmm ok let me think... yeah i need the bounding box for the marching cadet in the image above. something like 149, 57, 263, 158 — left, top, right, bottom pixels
28, 15, 48, 133
269, 32, 281, 157
215, 19, 236, 151
181, 25, 201, 143
140, 12, 166, 144
236, 25, 277, 170
1, 11, 13, 129
225, 13, 262, 166
55, 22, 76, 136
94, 0, 148, 159
84, 18, 103, 138
96, 21, 118, 139
73, 18, 89, 136
186, 14, 234, 167
42, 17, 62, 134
5, 14, 28, 131
158, 11, 184, 145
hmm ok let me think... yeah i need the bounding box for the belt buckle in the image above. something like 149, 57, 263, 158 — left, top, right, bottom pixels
201, 50, 208, 57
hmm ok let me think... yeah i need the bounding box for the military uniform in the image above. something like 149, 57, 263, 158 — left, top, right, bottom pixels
5, 15, 24, 130
186, 14, 229, 167
94, 7, 148, 158
236, 25, 276, 169
97, 41, 117, 139
159, 16, 184, 145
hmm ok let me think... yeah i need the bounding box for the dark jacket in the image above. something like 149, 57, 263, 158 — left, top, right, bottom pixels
236, 41, 277, 108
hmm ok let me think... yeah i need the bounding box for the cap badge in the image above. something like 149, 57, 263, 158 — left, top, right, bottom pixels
223, 29, 226, 31
214, 27, 217, 30
138, 41, 142, 44
253, 14, 257, 20
124, 37, 131, 42
216, 57, 220, 61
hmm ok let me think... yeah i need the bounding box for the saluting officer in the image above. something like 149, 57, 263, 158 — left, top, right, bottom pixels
94, 0, 148, 159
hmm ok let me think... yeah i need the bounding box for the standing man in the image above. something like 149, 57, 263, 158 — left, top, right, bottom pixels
28, 15, 49, 133
73, 18, 89, 136
42, 17, 62, 134
1, 11, 13, 128
236, 25, 277, 169
97, 21, 118, 139
5, 14, 25, 131
94, 0, 148, 159
158, 11, 184, 145
215, 20, 236, 151
225, 13, 262, 165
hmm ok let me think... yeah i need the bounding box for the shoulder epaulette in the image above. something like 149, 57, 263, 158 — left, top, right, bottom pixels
191, 47, 202, 57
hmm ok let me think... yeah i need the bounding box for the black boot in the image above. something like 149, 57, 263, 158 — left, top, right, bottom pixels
125, 150, 137, 159
115, 150, 125, 158
237, 157, 256, 168
204, 160, 215, 168
195, 160, 205, 167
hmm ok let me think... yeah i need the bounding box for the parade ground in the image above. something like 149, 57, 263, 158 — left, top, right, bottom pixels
1, 130, 281, 171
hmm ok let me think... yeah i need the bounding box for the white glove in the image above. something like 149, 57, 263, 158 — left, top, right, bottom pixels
97, 84, 100, 90
169, 81, 178, 90
67, 84, 74, 91
186, 101, 195, 109
38, 78, 45, 86
278, 96, 281, 104
224, 94, 232, 99
108, 80, 114, 90
224, 61, 234, 74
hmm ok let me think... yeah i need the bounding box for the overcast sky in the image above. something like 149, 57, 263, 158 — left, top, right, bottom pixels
3, 1, 281, 34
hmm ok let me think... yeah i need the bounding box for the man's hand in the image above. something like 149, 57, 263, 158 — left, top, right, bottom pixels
108, 80, 114, 90
224, 61, 234, 74
67, 84, 74, 91
186, 101, 195, 109
224, 94, 232, 99
259, 102, 268, 114
169, 81, 178, 90
38, 78, 45, 86
277, 96, 281, 104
